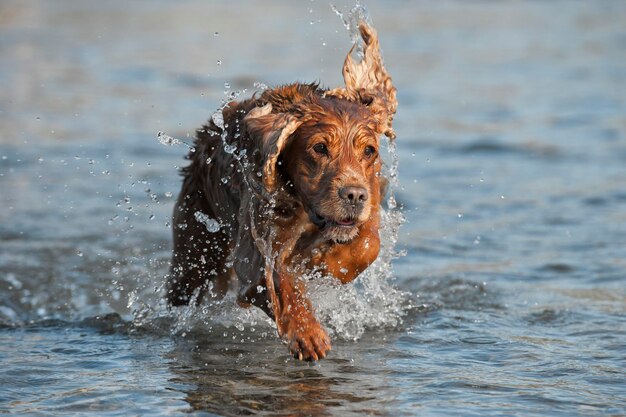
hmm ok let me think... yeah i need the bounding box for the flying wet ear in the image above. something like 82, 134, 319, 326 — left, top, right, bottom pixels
326, 21, 397, 140
244, 104, 302, 193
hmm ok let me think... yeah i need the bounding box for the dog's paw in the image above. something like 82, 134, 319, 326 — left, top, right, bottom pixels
283, 319, 331, 361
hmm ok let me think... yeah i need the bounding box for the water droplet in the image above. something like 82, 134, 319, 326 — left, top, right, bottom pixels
216, 60, 222, 66
211, 111, 224, 130
213, 31, 219, 37
194, 211, 221, 233
157, 131, 182, 146
76, 250, 83, 257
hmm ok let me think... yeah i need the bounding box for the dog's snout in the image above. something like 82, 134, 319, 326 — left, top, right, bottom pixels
339, 186, 368, 204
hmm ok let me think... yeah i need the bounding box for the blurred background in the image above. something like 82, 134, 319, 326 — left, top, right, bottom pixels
1, 1, 625, 416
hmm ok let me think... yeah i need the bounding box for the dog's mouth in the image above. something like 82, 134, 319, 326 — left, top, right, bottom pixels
333, 218, 356, 227
309, 211, 356, 228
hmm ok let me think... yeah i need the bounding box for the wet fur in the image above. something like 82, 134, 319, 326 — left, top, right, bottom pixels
167, 23, 396, 361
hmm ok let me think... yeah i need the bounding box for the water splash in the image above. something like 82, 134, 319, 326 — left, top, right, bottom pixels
194, 211, 222, 233
309, 151, 408, 340
156, 131, 182, 146
134, 7, 408, 342
211, 87, 248, 159
330, 2, 373, 59
156, 131, 195, 152
142, 123, 408, 342
210, 110, 224, 131
253, 81, 269, 91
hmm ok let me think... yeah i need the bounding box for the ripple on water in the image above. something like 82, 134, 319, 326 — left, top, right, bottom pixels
537, 263, 577, 274
415, 278, 504, 312
2, 1, 626, 416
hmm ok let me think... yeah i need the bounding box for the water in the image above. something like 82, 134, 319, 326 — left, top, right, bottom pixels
1, 1, 625, 415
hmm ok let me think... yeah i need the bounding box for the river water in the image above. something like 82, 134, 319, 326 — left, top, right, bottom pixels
1, 1, 625, 416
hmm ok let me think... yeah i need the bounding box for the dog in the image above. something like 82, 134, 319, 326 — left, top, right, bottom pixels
167, 21, 397, 361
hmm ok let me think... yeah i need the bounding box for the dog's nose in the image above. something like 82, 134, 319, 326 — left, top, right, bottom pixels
339, 186, 368, 204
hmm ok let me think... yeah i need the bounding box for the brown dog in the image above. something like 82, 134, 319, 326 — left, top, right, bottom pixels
167, 21, 397, 361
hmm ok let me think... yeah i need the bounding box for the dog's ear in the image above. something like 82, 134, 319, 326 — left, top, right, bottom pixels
244, 104, 302, 193
326, 22, 397, 140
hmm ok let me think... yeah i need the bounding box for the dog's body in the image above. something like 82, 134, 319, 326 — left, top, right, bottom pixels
167, 22, 396, 361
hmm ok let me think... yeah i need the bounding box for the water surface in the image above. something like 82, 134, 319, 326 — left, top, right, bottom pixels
1, 1, 625, 416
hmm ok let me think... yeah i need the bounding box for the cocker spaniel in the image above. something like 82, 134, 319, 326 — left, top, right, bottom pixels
167, 21, 397, 361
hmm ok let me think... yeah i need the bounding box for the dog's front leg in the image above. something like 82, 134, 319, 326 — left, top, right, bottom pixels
272, 268, 331, 361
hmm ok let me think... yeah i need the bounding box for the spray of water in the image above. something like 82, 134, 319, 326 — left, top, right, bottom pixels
130, 4, 408, 341
331, 2, 373, 60
156, 131, 195, 152
308, 139, 407, 340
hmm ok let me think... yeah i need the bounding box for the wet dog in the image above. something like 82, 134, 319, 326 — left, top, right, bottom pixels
167, 21, 397, 361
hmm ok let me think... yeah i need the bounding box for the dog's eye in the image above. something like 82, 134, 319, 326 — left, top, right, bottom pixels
364, 145, 377, 157
312, 143, 329, 156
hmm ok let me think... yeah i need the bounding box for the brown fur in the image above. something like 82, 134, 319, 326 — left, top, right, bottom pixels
167, 22, 396, 361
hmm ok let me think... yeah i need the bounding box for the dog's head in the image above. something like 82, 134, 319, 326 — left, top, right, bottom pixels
244, 21, 396, 244
287, 98, 385, 243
